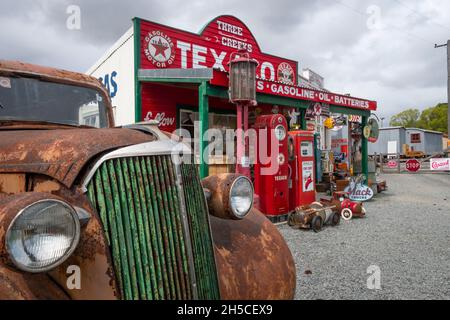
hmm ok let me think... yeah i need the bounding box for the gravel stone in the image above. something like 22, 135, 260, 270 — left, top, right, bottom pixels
278, 173, 450, 300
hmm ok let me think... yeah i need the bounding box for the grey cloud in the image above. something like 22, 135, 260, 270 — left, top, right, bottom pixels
0, 0, 449, 122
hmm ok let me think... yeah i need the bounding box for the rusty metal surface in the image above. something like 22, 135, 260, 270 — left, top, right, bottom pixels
0, 265, 69, 300
47, 185, 119, 300
210, 207, 296, 300
0, 192, 52, 267
0, 128, 154, 188
201, 173, 237, 220
0, 60, 116, 127
0, 174, 26, 194
0, 187, 119, 300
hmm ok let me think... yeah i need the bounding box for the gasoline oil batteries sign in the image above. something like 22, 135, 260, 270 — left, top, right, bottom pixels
302, 161, 314, 192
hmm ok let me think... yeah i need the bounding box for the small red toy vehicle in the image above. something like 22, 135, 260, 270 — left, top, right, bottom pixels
320, 191, 366, 221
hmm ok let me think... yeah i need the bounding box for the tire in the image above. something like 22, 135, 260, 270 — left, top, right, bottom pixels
288, 214, 295, 227
311, 215, 323, 232
341, 208, 353, 221
331, 213, 340, 226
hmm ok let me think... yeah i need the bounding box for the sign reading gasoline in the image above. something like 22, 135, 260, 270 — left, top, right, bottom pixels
138, 15, 378, 111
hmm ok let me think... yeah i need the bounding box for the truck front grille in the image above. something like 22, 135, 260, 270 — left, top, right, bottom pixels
86, 155, 219, 300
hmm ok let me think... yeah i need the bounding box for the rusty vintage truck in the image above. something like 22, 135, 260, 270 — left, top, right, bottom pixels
0, 60, 296, 300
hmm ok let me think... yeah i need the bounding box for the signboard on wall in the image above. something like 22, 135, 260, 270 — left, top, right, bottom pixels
138, 15, 377, 112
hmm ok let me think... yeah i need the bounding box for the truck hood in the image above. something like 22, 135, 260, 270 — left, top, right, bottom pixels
0, 128, 155, 188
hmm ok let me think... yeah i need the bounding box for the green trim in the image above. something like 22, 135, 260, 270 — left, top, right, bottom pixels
206, 85, 310, 109
205, 85, 228, 99
198, 82, 209, 178
361, 115, 369, 182
330, 105, 370, 117
133, 18, 142, 123
300, 109, 307, 130
177, 104, 235, 116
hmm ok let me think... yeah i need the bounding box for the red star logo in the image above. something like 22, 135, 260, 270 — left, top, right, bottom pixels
151, 38, 169, 58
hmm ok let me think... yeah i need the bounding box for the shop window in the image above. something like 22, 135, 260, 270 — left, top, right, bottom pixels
179, 109, 236, 164
410, 133, 421, 143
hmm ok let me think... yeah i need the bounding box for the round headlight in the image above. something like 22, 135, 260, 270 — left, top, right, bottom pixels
229, 176, 254, 219
6, 200, 80, 273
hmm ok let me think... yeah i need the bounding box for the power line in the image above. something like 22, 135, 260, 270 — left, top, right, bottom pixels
393, 0, 450, 32
332, 0, 436, 45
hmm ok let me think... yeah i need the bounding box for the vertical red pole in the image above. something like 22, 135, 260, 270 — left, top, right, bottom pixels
236, 103, 250, 177
243, 104, 250, 177
236, 103, 243, 174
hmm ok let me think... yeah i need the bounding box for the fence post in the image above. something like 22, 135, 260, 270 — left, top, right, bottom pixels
380, 153, 384, 173
397, 153, 401, 173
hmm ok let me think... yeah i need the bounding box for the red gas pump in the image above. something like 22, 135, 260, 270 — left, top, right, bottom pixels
288, 130, 316, 211
254, 114, 289, 220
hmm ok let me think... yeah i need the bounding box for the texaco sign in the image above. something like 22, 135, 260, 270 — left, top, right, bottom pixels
144, 30, 175, 68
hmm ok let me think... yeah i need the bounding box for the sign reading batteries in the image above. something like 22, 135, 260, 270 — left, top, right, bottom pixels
140, 15, 298, 85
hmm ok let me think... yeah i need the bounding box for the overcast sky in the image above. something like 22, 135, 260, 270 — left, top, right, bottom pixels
1, 0, 449, 123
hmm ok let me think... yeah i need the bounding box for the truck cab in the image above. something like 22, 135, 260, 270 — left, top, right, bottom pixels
0, 60, 295, 300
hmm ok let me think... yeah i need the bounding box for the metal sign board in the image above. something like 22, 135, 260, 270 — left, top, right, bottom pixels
405, 159, 421, 172
430, 158, 450, 171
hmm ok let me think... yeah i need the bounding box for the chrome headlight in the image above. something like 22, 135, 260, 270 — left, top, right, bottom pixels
6, 200, 80, 273
229, 176, 254, 219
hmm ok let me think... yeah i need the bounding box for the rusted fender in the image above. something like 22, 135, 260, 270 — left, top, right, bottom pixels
0, 192, 69, 300
0, 128, 154, 188
210, 208, 296, 300
201, 173, 241, 220
0, 264, 69, 300
0, 191, 118, 300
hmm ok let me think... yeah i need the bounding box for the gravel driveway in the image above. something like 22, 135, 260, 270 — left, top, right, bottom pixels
278, 173, 450, 300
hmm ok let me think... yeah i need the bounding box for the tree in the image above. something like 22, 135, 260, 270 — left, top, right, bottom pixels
389, 108, 420, 127
417, 103, 448, 134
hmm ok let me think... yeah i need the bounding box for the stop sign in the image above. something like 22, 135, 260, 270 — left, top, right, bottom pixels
406, 159, 421, 172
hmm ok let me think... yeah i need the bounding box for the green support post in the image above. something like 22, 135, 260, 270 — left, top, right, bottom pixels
133, 18, 142, 123
361, 115, 369, 183
300, 109, 307, 130
198, 81, 209, 178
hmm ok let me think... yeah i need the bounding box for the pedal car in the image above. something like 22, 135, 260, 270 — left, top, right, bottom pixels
320, 191, 366, 221
288, 202, 340, 232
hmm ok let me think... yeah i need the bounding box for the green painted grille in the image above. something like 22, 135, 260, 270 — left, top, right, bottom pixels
181, 163, 220, 300
86, 155, 219, 300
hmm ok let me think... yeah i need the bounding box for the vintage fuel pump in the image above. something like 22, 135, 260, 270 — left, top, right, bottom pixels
254, 114, 289, 221
288, 130, 316, 211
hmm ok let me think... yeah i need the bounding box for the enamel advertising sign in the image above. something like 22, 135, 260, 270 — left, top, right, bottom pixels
302, 161, 314, 192
140, 15, 298, 85
430, 158, 450, 171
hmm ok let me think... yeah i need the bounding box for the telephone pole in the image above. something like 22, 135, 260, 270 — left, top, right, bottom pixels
435, 40, 450, 154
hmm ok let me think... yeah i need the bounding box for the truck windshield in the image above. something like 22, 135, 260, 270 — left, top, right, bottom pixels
0, 75, 108, 128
